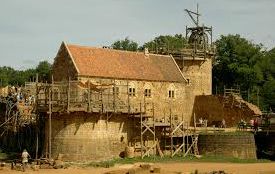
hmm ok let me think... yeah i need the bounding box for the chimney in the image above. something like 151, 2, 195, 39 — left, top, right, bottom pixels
144, 48, 149, 56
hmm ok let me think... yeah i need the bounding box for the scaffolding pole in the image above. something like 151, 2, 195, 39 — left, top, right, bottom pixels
140, 102, 156, 159
48, 75, 53, 160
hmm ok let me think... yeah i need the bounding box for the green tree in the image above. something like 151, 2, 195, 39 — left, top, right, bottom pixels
213, 34, 264, 91
0, 66, 15, 86
35, 61, 52, 82
262, 80, 275, 111
142, 34, 187, 53
112, 37, 139, 51
256, 48, 275, 110
0, 61, 51, 86
24, 68, 37, 82
257, 48, 275, 81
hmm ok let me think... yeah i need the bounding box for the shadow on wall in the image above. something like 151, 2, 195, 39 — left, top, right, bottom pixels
47, 112, 131, 161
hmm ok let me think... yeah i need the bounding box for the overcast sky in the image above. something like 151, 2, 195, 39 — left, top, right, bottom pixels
1, 0, 275, 69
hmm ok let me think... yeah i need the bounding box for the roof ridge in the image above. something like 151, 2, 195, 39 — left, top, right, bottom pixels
67, 43, 143, 55
66, 43, 171, 57
148, 53, 171, 57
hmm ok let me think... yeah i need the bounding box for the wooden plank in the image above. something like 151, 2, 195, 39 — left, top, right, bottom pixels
67, 77, 70, 113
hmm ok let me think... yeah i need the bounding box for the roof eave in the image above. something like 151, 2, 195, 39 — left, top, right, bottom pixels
77, 74, 184, 83
169, 54, 188, 83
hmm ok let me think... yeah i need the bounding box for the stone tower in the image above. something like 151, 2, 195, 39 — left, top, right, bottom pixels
173, 6, 215, 96
172, 6, 216, 119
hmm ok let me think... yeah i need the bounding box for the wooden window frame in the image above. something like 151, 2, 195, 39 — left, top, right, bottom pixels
113, 87, 119, 96
168, 90, 175, 98
144, 89, 151, 97
129, 87, 136, 97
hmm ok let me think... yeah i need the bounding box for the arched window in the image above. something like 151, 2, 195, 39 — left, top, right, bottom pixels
112, 86, 119, 96
168, 84, 175, 99
144, 83, 152, 98
128, 82, 136, 97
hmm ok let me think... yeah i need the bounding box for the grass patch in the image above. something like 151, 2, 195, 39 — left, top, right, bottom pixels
0, 150, 19, 161
189, 155, 270, 163
199, 131, 253, 136
80, 155, 271, 168
0, 152, 8, 160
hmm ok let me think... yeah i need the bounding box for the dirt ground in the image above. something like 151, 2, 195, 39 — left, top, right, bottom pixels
1, 162, 275, 174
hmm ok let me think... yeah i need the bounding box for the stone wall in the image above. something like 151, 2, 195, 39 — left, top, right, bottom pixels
176, 57, 213, 124
181, 58, 212, 95
45, 112, 136, 161
52, 42, 78, 81
77, 77, 191, 122
198, 133, 257, 159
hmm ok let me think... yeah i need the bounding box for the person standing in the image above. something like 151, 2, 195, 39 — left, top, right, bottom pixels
21, 149, 31, 172
222, 119, 226, 128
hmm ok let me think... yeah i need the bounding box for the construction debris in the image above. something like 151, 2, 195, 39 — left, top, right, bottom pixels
194, 94, 262, 127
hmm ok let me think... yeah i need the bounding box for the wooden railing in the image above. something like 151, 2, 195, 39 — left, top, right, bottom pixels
25, 81, 152, 115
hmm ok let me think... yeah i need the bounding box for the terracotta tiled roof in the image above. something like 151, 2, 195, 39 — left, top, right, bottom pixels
65, 43, 186, 83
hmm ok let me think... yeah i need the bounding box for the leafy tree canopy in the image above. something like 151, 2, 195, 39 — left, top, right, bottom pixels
0, 60, 51, 86
142, 34, 187, 53
111, 37, 138, 51
213, 34, 264, 90
36, 61, 52, 82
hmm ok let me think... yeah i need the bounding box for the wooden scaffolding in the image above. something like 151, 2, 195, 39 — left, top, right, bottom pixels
22, 79, 200, 159
137, 105, 199, 158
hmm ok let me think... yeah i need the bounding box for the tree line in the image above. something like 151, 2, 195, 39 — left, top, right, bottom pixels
0, 34, 274, 111
0, 61, 51, 86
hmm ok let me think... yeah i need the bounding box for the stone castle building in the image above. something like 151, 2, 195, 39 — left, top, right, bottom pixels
46, 40, 213, 161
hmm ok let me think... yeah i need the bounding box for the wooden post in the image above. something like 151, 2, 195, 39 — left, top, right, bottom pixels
107, 83, 110, 112
49, 95, 52, 160
100, 80, 103, 113
193, 112, 196, 131
90, 90, 93, 112
140, 102, 143, 158
127, 80, 130, 113
182, 114, 185, 155
113, 79, 116, 112
49, 75, 53, 160
143, 88, 146, 114
153, 102, 156, 159
88, 79, 91, 112
35, 73, 39, 160
170, 105, 173, 156
202, 24, 206, 58
181, 53, 184, 71
67, 77, 70, 113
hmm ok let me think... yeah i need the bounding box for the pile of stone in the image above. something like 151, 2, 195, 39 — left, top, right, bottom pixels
191, 170, 230, 174
105, 163, 162, 174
